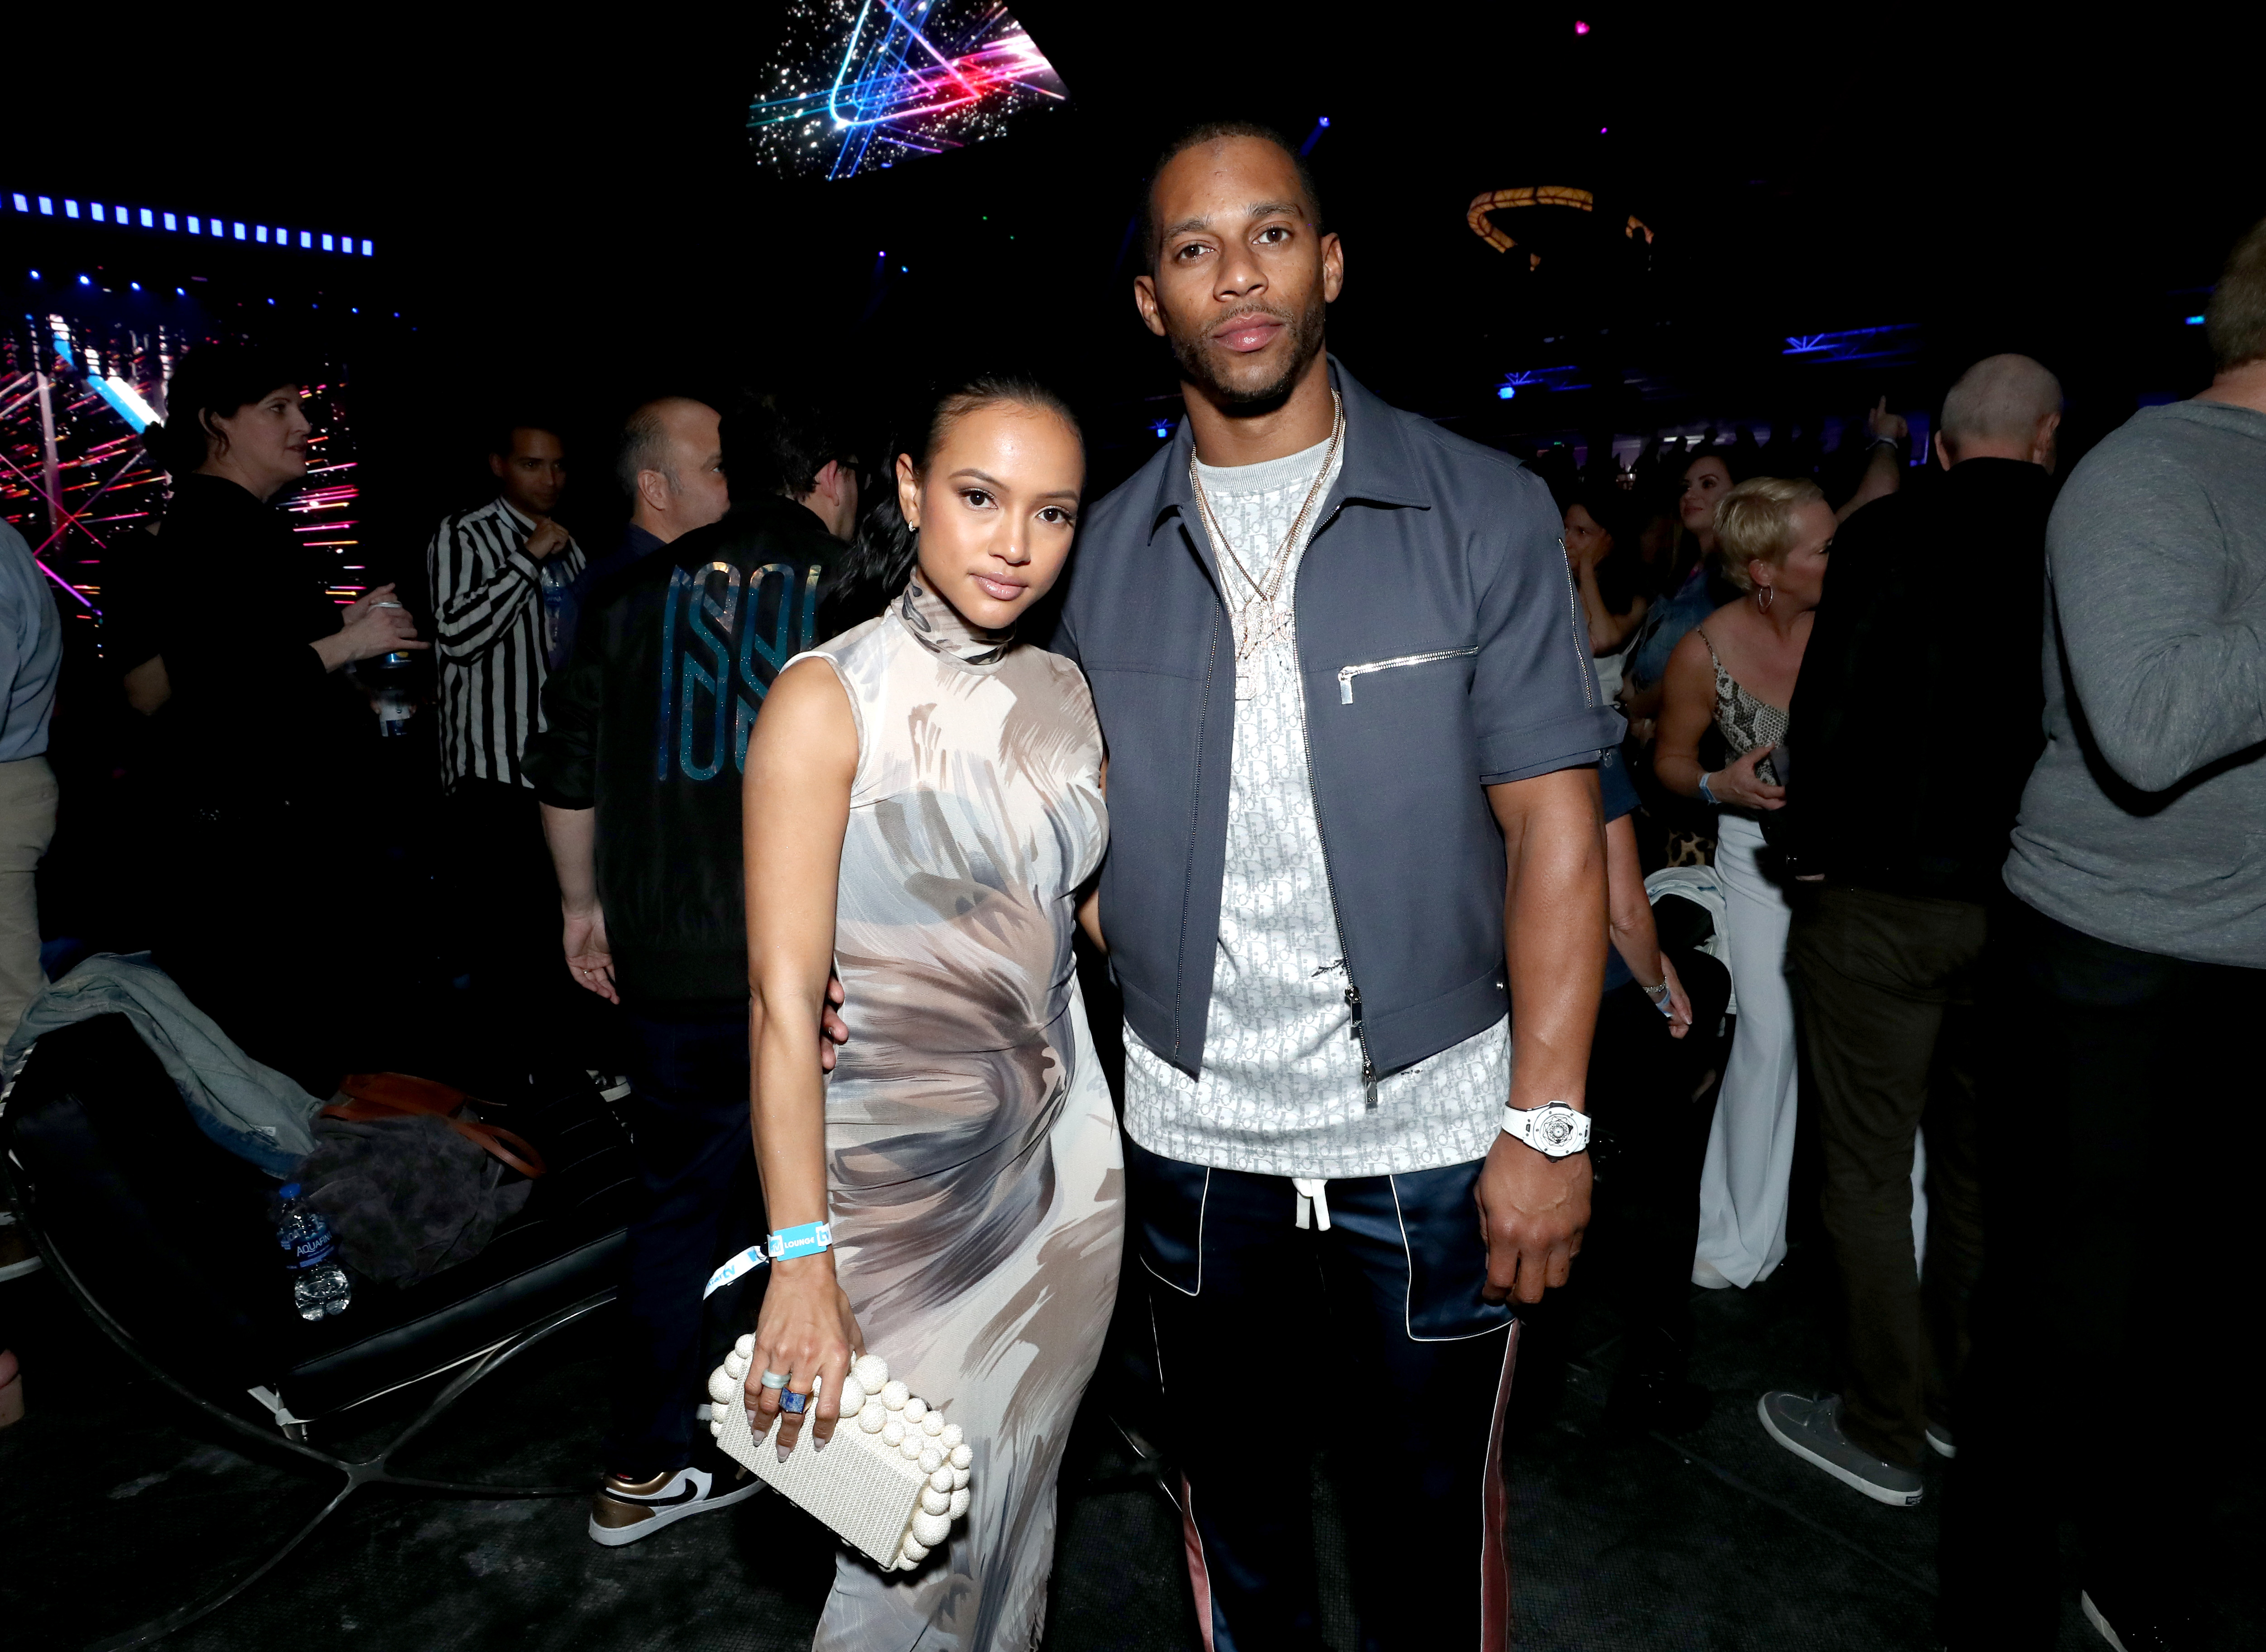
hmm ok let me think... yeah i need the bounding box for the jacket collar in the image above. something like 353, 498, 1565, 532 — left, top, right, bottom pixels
1143, 355, 1435, 547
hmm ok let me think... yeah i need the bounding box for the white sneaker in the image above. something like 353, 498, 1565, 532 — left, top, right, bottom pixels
588, 1453, 762, 1546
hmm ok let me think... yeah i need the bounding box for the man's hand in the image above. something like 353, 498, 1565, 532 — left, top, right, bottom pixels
820, 969, 848, 1071
525, 520, 571, 562
563, 905, 617, 1003
1476, 1129, 1591, 1305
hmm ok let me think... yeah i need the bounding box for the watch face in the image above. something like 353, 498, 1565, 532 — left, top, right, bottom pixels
1536, 1110, 1575, 1148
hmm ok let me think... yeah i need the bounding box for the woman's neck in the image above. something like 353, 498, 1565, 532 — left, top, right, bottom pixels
899, 573, 1013, 669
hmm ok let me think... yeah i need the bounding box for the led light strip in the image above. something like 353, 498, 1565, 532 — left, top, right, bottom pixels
5, 190, 372, 257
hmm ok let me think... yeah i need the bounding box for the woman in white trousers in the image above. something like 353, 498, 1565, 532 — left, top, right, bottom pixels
1652, 477, 1839, 1289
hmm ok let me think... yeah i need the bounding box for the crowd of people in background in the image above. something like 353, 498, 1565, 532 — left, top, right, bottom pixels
1, 116, 2261, 1652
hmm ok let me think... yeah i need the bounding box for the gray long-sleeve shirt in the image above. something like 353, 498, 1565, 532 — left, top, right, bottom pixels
2005, 398, 2266, 966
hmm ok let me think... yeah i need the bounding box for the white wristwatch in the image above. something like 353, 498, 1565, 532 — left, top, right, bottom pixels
1501, 1100, 1591, 1159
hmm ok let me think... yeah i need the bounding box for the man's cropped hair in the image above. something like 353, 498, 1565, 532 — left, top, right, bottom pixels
488, 415, 564, 460
726, 390, 854, 500
1139, 120, 1326, 273
2206, 216, 2266, 374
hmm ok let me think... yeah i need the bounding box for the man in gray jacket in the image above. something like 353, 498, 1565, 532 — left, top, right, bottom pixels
1945, 220, 2266, 1652
1054, 122, 1618, 1649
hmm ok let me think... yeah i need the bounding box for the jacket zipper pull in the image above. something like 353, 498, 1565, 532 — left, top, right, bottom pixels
1343, 984, 1379, 1109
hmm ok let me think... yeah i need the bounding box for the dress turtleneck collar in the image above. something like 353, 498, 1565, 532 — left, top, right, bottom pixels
897, 575, 1013, 672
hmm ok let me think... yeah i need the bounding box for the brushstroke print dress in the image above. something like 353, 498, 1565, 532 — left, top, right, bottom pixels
793, 576, 1121, 1652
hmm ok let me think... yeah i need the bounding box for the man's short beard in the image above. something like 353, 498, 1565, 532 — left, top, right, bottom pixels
1167, 288, 1328, 416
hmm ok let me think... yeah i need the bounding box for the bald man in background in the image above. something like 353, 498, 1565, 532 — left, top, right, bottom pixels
1755, 355, 2063, 1504
558, 398, 731, 660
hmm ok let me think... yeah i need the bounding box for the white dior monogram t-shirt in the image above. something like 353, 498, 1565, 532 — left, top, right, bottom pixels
1120, 435, 1510, 1178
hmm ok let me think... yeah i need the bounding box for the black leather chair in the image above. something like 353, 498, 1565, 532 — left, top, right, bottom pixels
0, 1014, 640, 1650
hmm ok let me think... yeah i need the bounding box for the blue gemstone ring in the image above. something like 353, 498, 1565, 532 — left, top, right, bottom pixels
778, 1390, 809, 1415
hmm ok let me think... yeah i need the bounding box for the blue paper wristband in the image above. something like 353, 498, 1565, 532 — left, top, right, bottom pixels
768, 1221, 833, 1261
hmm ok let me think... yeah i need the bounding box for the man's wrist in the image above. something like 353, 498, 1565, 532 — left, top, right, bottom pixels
1501, 1099, 1591, 1159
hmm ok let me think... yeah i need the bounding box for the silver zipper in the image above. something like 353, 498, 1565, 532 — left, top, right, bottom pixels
1292, 510, 1379, 1108
1335, 647, 1478, 705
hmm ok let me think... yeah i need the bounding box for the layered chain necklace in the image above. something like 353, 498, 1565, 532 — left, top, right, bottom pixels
1187, 393, 1345, 672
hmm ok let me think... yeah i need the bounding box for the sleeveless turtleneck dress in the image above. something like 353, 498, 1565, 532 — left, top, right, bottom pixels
791, 578, 1122, 1652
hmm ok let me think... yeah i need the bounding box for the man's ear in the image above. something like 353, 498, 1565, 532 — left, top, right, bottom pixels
1132, 273, 1168, 339
488, 452, 507, 481
1933, 430, 1953, 472
636, 468, 672, 517
811, 459, 844, 503
1320, 231, 1345, 304
2035, 411, 2063, 463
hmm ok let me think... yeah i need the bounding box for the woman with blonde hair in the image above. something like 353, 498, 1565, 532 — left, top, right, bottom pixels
1652, 476, 1834, 1289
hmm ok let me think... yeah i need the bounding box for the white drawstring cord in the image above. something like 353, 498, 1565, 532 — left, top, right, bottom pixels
1292, 1178, 1332, 1231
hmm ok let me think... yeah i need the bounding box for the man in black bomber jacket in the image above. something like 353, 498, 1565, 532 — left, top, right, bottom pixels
523, 396, 854, 1546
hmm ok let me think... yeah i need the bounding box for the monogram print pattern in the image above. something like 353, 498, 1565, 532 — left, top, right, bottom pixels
1123, 438, 1510, 1180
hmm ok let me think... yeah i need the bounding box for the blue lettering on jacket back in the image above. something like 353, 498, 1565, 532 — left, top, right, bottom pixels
656, 560, 821, 782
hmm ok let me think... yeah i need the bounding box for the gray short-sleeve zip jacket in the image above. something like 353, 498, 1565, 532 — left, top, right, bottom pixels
1052, 360, 1622, 1080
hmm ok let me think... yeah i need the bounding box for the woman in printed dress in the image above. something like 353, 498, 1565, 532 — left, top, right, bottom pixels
739, 377, 1120, 1652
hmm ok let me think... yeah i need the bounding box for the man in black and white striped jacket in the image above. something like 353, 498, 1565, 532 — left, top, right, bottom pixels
426, 422, 587, 1085
429, 423, 582, 790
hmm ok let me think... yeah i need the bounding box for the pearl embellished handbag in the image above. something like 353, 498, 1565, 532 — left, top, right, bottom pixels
706, 1341, 972, 1570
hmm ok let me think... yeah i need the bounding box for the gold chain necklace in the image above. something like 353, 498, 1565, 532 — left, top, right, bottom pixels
1188, 393, 1345, 667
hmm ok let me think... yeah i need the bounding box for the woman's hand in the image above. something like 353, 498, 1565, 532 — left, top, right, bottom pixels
1708, 744, 1785, 811
744, 1257, 864, 1459
339, 582, 400, 629
316, 592, 427, 671
1656, 953, 1693, 1039
1865, 396, 1909, 446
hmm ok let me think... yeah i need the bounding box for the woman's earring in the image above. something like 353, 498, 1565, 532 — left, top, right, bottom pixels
1756, 584, 1775, 614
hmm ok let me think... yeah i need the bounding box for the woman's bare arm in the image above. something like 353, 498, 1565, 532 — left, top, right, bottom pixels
1604, 815, 1691, 1036
741, 656, 863, 1452
1575, 556, 1648, 655
1650, 630, 1717, 799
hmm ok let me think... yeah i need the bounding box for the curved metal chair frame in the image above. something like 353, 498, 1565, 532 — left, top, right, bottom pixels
13, 1189, 611, 1652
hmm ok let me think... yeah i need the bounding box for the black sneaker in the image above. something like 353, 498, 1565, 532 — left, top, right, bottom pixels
588, 1440, 762, 1547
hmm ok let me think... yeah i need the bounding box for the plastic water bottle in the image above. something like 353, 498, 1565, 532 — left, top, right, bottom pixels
270, 1182, 351, 1320
538, 557, 571, 670
365, 649, 417, 737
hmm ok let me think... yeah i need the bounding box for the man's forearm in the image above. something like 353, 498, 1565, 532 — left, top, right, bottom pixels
1490, 771, 1608, 1112
539, 804, 600, 914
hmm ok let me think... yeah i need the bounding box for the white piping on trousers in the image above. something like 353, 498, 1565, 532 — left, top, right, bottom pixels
1389, 1174, 1522, 1343
1138, 1166, 1210, 1298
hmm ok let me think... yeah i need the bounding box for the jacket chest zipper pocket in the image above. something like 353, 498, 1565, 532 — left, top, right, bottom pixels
1336, 647, 1479, 705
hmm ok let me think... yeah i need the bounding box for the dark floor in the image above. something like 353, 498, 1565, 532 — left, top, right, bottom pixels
0, 1242, 2253, 1652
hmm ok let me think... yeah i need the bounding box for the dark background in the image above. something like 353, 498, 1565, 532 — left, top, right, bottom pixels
8, 4, 2255, 579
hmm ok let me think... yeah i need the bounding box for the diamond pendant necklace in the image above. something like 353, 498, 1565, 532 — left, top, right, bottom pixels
1188, 394, 1345, 669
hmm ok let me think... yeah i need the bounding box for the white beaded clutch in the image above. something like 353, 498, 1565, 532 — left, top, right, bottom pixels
706, 1341, 972, 1570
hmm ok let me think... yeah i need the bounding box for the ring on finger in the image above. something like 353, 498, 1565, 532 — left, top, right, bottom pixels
778, 1390, 810, 1415
759, 1369, 790, 1390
